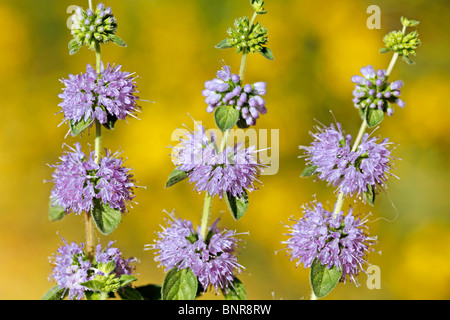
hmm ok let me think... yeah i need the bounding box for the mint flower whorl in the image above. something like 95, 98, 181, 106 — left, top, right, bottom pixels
173, 124, 262, 198
227, 17, 268, 54
148, 213, 244, 293
351, 65, 405, 116
202, 65, 267, 127
301, 123, 393, 200
283, 202, 377, 285
49, 143, 136, 215
49, 239, 137, 300
71, 3, 118, 50
58, 63, 139, 127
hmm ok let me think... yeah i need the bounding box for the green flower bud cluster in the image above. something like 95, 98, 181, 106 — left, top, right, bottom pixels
383, 30, 420, 57
92, 272, 122, 293
380, 17, 420, 64
251, 0, 267, 14
228, 17, 268, 54
68, 4, 126, 55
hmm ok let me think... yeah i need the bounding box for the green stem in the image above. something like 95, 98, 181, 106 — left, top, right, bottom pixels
200, 193, 213, 240
199, 12, 257, 240
330, 48, 402, 220
88, 0, 93, 10
100, 291, 108, 300
86, 40, 102, 260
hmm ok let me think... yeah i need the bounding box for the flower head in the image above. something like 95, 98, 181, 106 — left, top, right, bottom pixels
148, 213, 244, 293
202, 65, 267, 127
70, 3, 118, 50
172, 124, 262, 198
49, 143, 136, 215
49, 239, 137, 300
351, 65, 405, 116
58, 63, 139, 129
283, 202, 377, 285
300, 123, 394, 200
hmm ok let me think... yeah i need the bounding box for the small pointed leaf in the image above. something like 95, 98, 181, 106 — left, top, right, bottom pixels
364, 184, 376, 206
310, 261, 342, 299
222, 278, 246, 300
68, 39, 82, 55
300, 165, 318, 178
165, 168, 188, 188
366, 108, 384, 128
41, 286, 67, 300
258, 47, 274, 60
225, 191, 249, 221
92, 199, 122, 236
215, 38, 235, 49
69, 117, 94, 136
109, 34, 127, 47
162, 268, 198, 300
49, 200, 66, 222
214, 105, 240, 132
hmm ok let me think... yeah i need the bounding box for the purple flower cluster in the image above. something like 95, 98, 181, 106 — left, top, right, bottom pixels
202, 65, 267, 126
284, 202, 377, 285
58, 63, 139, 126
173, 124, 262, 198
49, 142, 136, 214
49, 239, 136, 300
301, 123, 393, 200
351, 65, 405, 116
148, 213, 244, 292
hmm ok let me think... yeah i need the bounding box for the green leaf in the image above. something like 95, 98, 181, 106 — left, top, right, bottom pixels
69, 117, 94, 136
81, 280, 104, 292
379, 47, 391, 54
49, 200, 66, 222
162, 268, 198, 300
258, 47, 274, 60
366, 108, 384, 128
402, 55, 415, 65
84, 291, 103, 300
310, 261, 342, 299
165, 168, 188, 188
117, 287, 145, 300
300, 165, 318, 178
225, 190, 249, 221
364, 184, 375, 206
214, 105, 240, 132
118, 275, 138, 287
98, 261, 116, 275
222, 278, 246, 300
92, 199, 122, 236
109, 34, 127, 47
68, 38, 82, 55
41, 286, 67, 300
215, 38, 235, 49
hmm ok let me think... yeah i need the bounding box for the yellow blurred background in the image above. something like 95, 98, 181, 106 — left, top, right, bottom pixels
0, 0, 449, 300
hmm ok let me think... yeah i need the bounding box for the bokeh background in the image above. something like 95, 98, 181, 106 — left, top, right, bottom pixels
0, 0, 449, 300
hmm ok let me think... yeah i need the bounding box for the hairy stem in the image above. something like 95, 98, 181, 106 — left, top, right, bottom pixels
199, 12, 257, 240
86, 40, 102, 259
331, 44, 403, 220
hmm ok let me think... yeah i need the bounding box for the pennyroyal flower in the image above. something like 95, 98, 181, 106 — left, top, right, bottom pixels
49, 239, 137, 300
172, 124, 262, 198
300, 122, 393, 200
202, 65, 267, 127
49, 142, 136, 215
351, 65, 405, 116
284, 202, 377, 285
147, 213, 244, 293
58, 63, 139, 127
